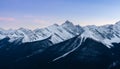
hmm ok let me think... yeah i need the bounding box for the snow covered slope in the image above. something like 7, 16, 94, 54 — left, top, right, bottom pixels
82, 21, 120, 47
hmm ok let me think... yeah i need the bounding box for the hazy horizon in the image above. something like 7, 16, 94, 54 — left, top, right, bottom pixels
1, 0, 120, 29
0, 20, 119, 30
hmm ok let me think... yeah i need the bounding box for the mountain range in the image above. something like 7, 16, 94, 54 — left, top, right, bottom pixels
1, 20, 120, 69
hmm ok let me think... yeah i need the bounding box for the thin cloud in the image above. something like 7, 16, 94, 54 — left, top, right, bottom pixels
34, 19, 48, 24
33, 19, 51, 28
23, 15, 35, 18
0, 17, 15, 21
23, 15, 56, 19
23, 15, 41, 18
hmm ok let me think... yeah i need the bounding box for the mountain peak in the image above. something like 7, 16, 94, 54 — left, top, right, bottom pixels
0, 28, 5, 32
18, 28, 29, 31
115, 21, 120, 25
62, 20, 74, 27
65, 20, 72, 23
64, 20, 73, 24
17, 28, 32, 33
52, 24, 59, 27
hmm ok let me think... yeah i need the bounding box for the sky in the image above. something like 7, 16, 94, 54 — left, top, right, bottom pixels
0, 0, 120, 29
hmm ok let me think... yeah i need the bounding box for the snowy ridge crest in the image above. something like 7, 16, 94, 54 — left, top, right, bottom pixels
0, 21, 83, 44
1, 20, 120, 47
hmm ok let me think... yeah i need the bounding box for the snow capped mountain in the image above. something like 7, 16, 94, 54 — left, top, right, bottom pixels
0, 21, 83, 44
62, 20, 84, 35
1, 20, 120, 47
1, 20, 120, 69
34, 21, 84, 44
82, 21, 120, 47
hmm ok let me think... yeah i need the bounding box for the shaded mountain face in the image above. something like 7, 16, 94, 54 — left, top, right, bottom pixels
0, 37, 53, 69
1, 21, 120, 69
0, 35, 119, 69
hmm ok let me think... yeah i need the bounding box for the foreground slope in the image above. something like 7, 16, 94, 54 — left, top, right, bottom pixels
7, 36, 115, 69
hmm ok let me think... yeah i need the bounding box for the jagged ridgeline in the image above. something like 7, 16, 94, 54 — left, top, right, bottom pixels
0, 21, 120, 69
